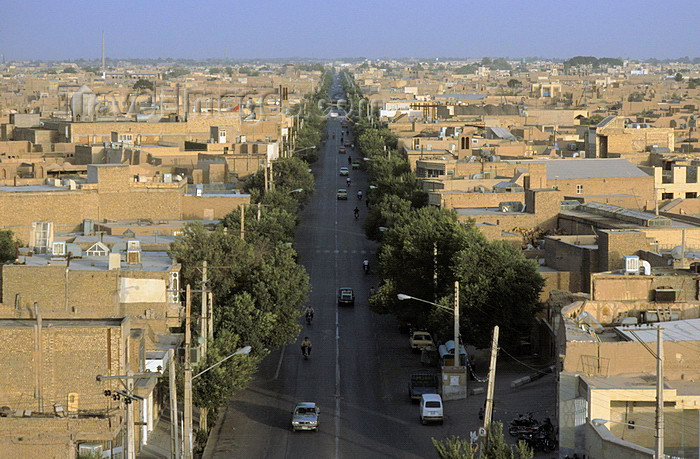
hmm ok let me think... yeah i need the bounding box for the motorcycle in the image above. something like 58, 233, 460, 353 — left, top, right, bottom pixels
306, 312, 313, 325
518, 431, 556, 453
302, 345, 311, 360
508, 413, 542, 437
362, 260, 370, 274
357, 191, 363, 200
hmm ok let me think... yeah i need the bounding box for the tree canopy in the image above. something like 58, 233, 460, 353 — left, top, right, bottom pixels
133, 78, 155, 91
433, 422, 533, 459
0, 230, 18, 263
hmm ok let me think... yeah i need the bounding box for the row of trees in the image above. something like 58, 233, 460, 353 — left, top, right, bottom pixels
342, 70, 538, 458
168, 157, 315, 425
342, 70, 544, 352
168, 75, 329, 444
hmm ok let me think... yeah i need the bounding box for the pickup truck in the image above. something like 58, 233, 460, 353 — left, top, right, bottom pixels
408, 371, 439, 401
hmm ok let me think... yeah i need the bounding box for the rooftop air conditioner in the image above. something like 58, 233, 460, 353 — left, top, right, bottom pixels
51, 241, 66, 258
624, 255, 640, 274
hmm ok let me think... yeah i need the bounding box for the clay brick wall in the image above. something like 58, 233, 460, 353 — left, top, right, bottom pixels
0, 323, 125, 413
0, 265, 174, 320
181, 194, 250, 220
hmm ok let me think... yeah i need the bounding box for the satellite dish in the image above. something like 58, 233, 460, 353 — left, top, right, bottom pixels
671, 245, 684, 260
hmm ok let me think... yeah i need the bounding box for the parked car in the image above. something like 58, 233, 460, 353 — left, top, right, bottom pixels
419, 394, 443, 425
336, 188, 348, 200
409, 330, 434, 353
339, 167, 349, 176
351, 160, 360, 169
337, 287, 355, 306
408, 371, 439, 401
291, 402, 320, 431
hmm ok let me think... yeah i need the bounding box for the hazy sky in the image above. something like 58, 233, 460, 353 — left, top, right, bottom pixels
2, 0, 698, 60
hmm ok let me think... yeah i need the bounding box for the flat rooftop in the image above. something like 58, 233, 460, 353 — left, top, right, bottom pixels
20, 251, 174, 271
0, 185, 70, 193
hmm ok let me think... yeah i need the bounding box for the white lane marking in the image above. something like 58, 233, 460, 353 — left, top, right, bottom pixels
273, 346, 285, 380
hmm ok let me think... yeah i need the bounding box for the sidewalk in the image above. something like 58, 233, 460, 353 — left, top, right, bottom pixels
137, 406, 201, 459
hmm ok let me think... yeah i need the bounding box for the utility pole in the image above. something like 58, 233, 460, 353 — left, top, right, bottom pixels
656, 326, 664, 459
433, 243, 438, 302
208, 291, 214, 342
453, 281, 460, 366
239, 204, 245, 240
200, 261, 208, 356
483, 325, 499, 429
168, 348, 180, 459
183, 285, 192, 458
199, 262, 208, 432
126, 370, 135, 459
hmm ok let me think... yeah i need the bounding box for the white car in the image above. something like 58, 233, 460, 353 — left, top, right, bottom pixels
419, 394, 443, 425
339, 167, 349, 176
291, 402, 320, 431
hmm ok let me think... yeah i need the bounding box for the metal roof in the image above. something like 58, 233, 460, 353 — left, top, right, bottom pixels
579, 201, 671, 227
545, 159, 649, 180
615, 318, 700, 342
489, 127, 515, 139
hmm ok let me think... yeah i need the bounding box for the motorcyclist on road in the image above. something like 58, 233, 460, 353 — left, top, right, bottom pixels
357, 190, 363, 200
354, 207, 359, 219
301, 337, 312, 356
363, 259, 369, 273
305, 305, 314, 321
347, 177, 351, 186
348, 156, 352, 165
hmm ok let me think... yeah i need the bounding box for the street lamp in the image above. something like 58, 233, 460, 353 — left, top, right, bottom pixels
192, 345, 252, 380
591, 418, 654, 431
397, 282, 460, 367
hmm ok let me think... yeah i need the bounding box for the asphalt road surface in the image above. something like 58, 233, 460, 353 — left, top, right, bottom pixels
203, 76, 557, 459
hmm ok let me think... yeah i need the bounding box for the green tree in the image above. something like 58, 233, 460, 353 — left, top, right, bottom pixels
169, 223, 308, 353
675, 72, 684, 82
455, 64, 477, 75
62, 67, 78, 74
133, 78, 154, 91
432, 422, 533, 458
452, 241, 544, 349
0, 230, 18, 263
222, 205, 297, 246
580, 114, 604, 126
373, 207, 483, 327
506, 79, 521, 88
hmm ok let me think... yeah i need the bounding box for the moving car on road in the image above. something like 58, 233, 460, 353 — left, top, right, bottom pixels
338, 146, 346, 154
291, 402, 320, 431
336, 188, 348, 200
337, 287, 355, 306
339, 167, 349, 176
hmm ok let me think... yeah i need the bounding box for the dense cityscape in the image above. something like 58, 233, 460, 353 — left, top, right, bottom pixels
1, 4, 700, 459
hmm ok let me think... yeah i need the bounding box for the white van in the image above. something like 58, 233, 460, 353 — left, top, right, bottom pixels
419, 393, 443, 425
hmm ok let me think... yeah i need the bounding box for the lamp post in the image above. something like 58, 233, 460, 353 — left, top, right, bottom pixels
183, 345, 251, 458
397, 280, 460, 366
591, 418, 655, 431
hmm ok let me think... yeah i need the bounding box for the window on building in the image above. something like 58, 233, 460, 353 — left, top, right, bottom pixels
576, 185, 583, 194
686, 192, 697, 199
662, 193, 674, 200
